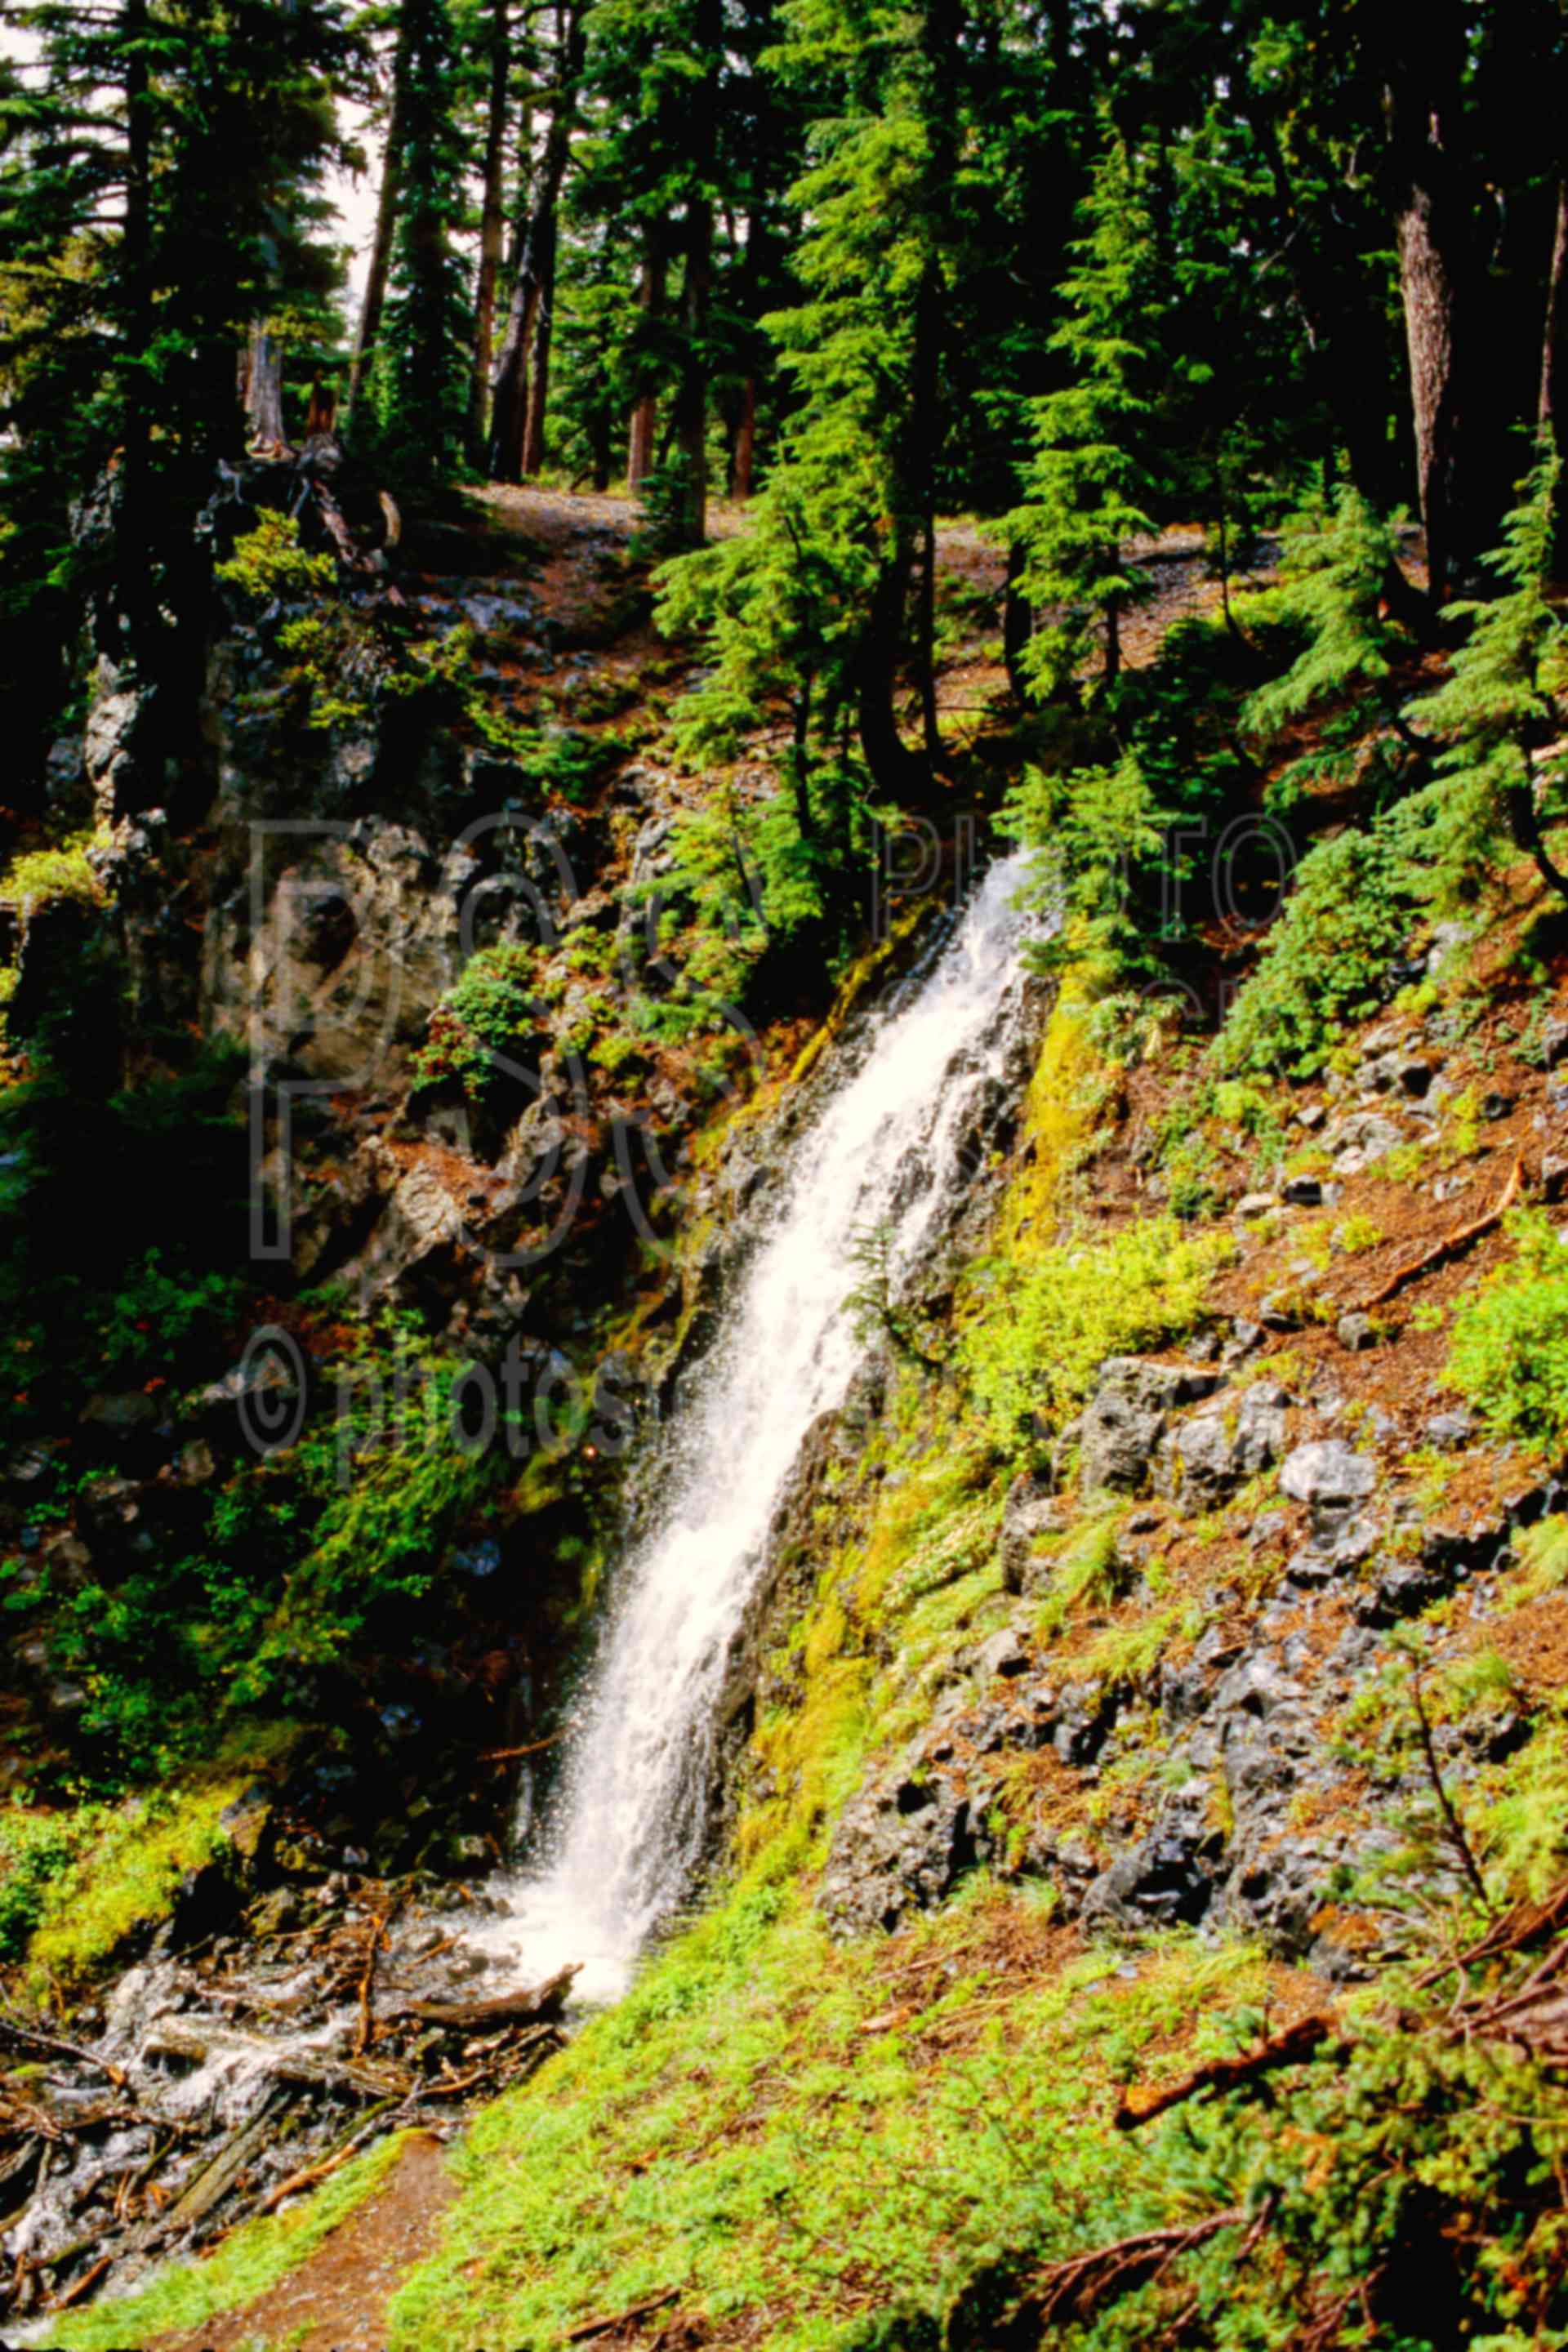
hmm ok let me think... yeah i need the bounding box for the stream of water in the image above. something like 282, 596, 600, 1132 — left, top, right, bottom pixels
483, 851, 1036, 1999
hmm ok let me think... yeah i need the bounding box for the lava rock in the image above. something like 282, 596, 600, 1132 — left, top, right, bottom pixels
1156, 1384, 1290, 1508
999, 1469, 1058, 1595
1076, 1356, 1223, 1496
821, 1757, 992, 1936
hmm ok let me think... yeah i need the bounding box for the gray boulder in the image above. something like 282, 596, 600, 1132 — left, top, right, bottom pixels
999, 1469, 1058, 1593
1076, 1356, 1222, 1496
1156, 1384, 1290, 1508
1281, 1439, 1377, 1508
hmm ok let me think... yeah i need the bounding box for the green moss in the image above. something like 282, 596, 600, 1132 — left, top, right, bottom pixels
960, 1214, 1232, 1460
382, 1878, 1265, 2352
38, 2130, 413, 2350
0, 831, 104, 913
21, 1780, 238, 1995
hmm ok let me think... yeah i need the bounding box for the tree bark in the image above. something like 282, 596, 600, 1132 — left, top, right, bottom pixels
1540, 178, 1568, 447
519, 204, 557, 474
490, 2, 582, 483
1382, 3, 1480, 610
117, 0, 154, 651
665, 0, 721, 546
668, 193, 714, 543
626, 233, 665, 491
857, 551, 926, 800
730, 373, 757, 501
242, 325, 287, 447
345, 10, 414, 429
468, 0, 511, 464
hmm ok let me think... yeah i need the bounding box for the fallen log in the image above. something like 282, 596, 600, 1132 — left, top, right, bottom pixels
144, 2016, 409, 2103
399, 1963, 580, 2034
158, 2092, 293, 2237
1114, 2014, 1334, 2130
354, 1910, 389, 2059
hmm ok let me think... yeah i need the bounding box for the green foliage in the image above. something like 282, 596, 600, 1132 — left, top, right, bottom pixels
1241, 481, 1406, 743
0, 1806, 76, 1962
415, 942, 540, 1099
214, 507, 336, 604
94, 1248, 242, 1376
1444, 1209, 1568, 1452
1216, 820, 1414, 1077
363, 0, 471, 488
0, 831, 103, 913
1403, 443, 1568, 906
846, 1220, 941, 1370
42, 2132, 414, 2350
17, 1775, 248, 1993
1001, 753, 1174, 983
961, 1215, 1231, 1456
217, 513, 376, 729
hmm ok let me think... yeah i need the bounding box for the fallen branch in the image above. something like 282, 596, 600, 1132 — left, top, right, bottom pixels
0, 2011, 127, 2087
564, 2287, 679, 2341
47, 2252, 111, 2311
1113, 2015, 1334, 2131
1359, 1154, 1523, 1311
1029, 2207, 1248, 2327
354, 1910, 388, 2059
477, 1730, 569, 1763
1409, 1667, 1496, 1919
1415, 1873, 1568, 1989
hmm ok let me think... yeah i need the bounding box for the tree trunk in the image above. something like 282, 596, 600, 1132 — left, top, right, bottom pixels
491, 3, 581, 483
118, 0, 154, 651
664, 0, 720, 546
345, 11, 414, 429
468, 0, 511, 465
669, 195, 714, 544
730, 374, 757, 501
857, 551, 926, 801
243, 325, 287, 448
626, 234, 665, 491
1540, 178, 1568, 446
1383, 4, 1479, 610
519, 206, 557, 474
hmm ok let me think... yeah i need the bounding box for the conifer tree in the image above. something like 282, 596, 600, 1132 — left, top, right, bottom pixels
1007, 128, 1160, 702
370, 0, 471, 487
1404, 443, 1568, 905
0, 0, 350, 746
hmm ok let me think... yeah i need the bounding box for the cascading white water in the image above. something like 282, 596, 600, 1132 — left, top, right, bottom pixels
483, 852, 1035, 2000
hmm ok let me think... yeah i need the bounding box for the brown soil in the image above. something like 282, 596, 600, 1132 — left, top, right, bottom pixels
154, 2132, 456, 2352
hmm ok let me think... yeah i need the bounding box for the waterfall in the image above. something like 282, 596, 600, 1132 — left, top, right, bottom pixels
482, 852, 1035, 2000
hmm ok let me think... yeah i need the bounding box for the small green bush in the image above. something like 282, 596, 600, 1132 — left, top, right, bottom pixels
1217, 822, 1414, 1078
414, 942, 540, 1099
1445, 1209, 1568, 1452
0, 832, 102, 913
0, 1806, 78, 1960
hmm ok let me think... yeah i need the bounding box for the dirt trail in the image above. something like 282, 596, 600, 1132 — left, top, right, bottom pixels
154, 2132, 455, 2352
